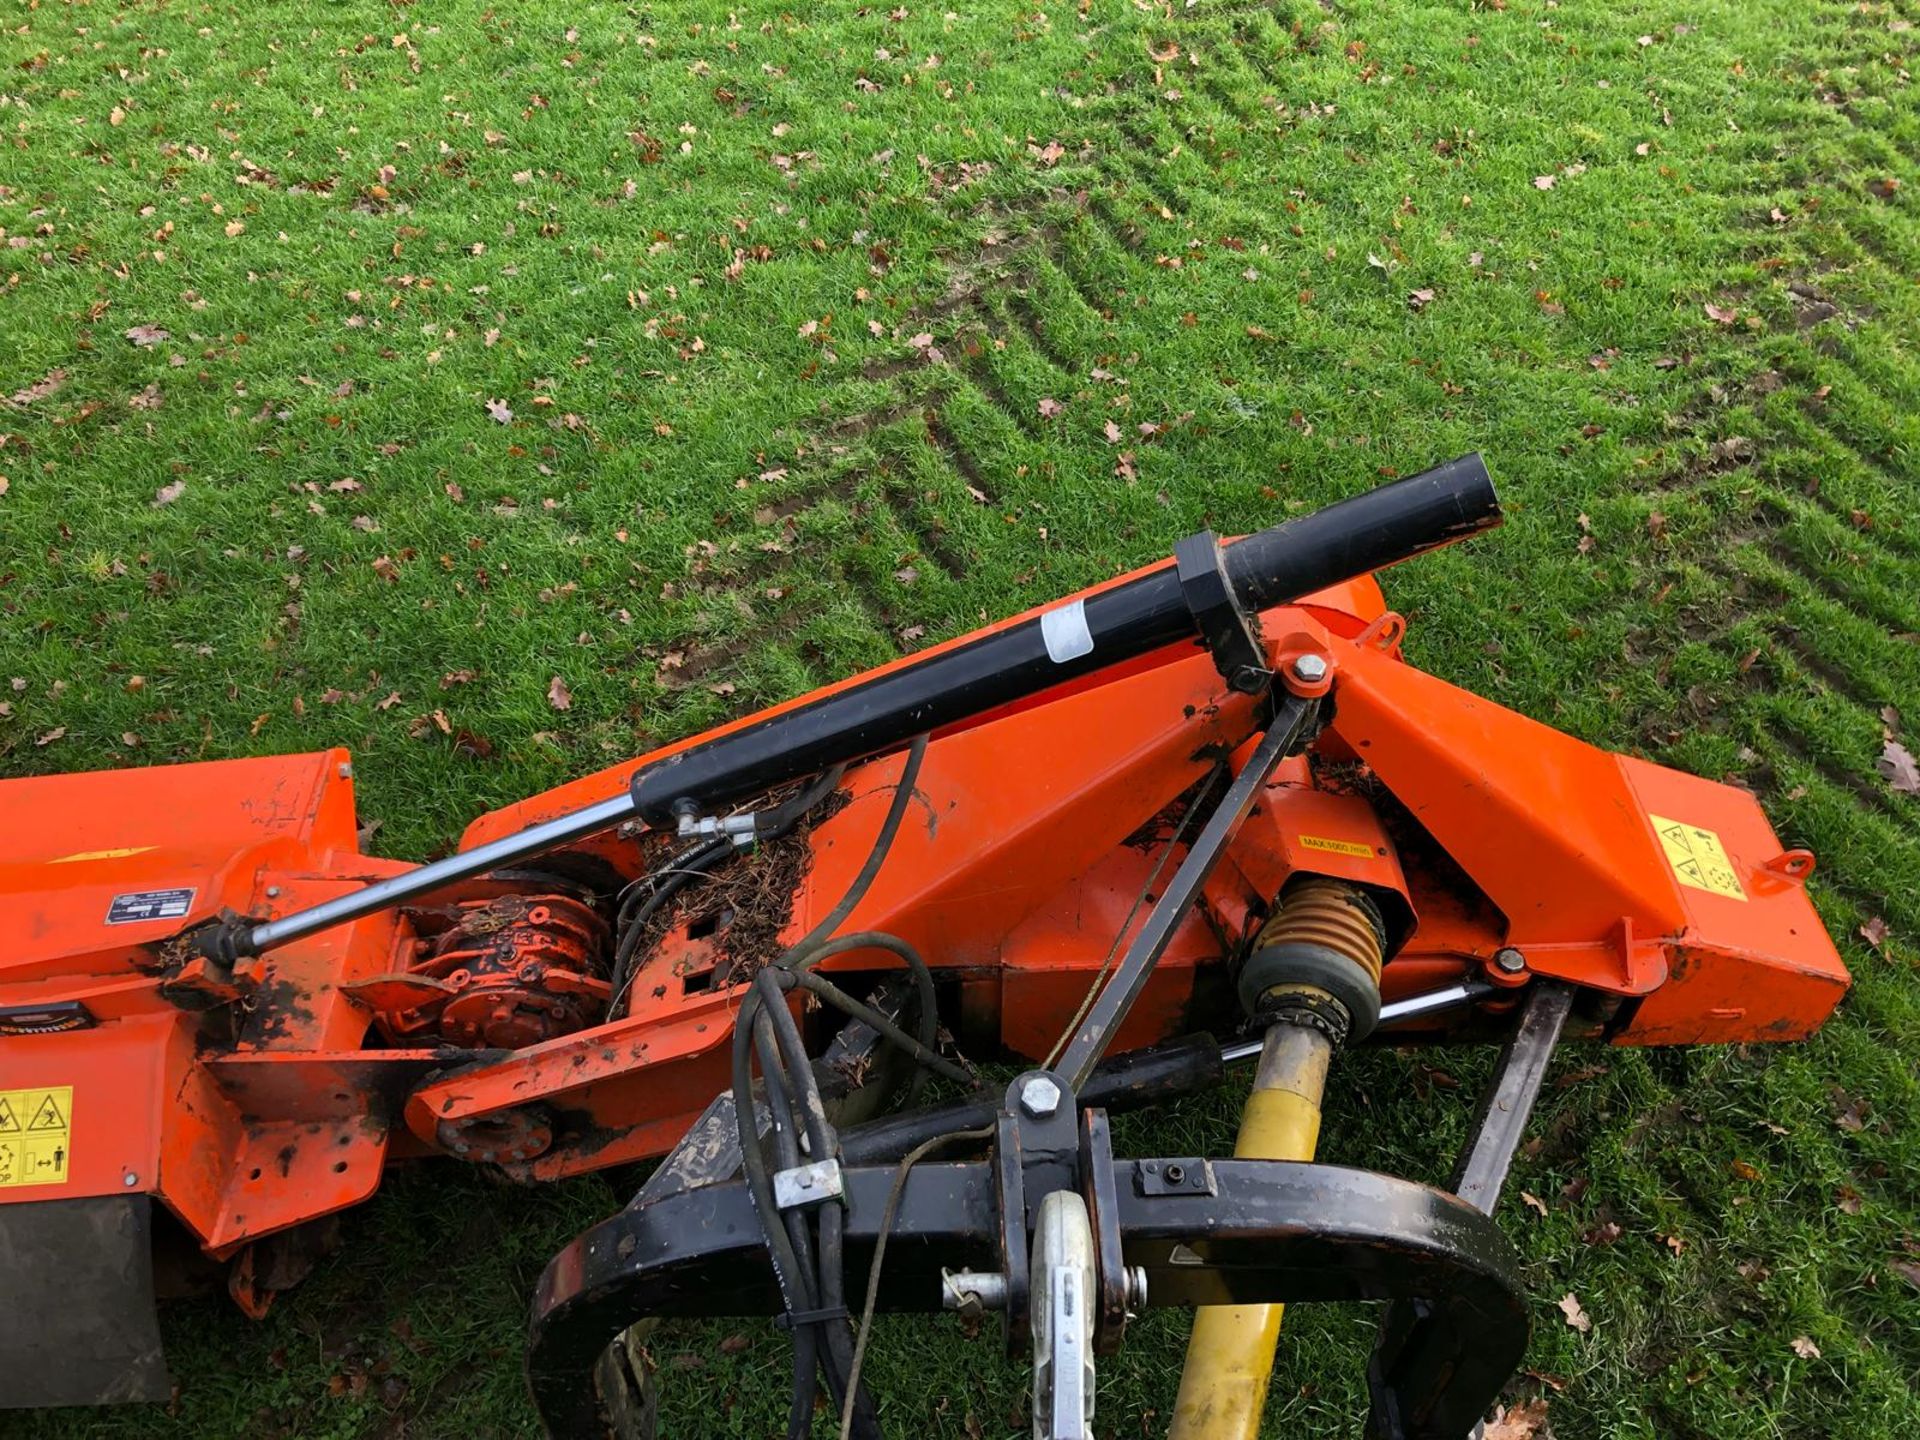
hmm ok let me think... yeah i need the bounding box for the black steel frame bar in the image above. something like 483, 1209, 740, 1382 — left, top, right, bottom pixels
527, 1156, 1528, 1440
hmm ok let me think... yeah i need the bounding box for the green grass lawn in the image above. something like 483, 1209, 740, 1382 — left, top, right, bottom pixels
3, 0, 1918, 1435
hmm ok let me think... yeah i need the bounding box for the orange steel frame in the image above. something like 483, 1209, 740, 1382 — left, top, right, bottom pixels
0, 564, 1848, 1296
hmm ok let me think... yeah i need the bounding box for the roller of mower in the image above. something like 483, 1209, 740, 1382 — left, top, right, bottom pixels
0, 456, 1848, 1436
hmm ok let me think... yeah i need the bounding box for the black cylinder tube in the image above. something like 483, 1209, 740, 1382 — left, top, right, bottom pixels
632, 455, 1499, 822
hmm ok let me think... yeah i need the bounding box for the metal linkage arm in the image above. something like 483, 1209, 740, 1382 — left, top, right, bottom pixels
1055, 694, 1319, 1090
1451, 980, 1575, 1213
1365, 981, 1574, 1438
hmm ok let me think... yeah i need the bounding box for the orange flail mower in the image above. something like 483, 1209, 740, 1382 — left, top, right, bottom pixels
0, 457, 1846, 1438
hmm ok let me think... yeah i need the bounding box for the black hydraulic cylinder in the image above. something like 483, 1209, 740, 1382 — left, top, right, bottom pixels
631, 455, 1500, 822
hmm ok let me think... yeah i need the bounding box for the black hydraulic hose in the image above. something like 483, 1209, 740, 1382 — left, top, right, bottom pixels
780, 969, 973, 1087
630, 457, 1501, 822
726, 736, 937, 1440
759, 762, 848, 838
607, 765, 845, 1007
607, 840, 732, 1010
608, 764, 849, 1013
755, 970, 874, 1435
787, 931, 944, 1087
729, 985, 817, 1333
780, 735, 929, 968
752, 1009, 823, 1440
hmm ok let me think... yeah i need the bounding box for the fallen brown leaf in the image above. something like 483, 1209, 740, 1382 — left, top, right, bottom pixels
1858, 915, 1889, 949
547, 675, 573, 711
1790, 1335, 1821, 1359
1876, 739, 1920, 794
8, 368, 66, 405
1556, 1292, 1591, 1334
125, 324, 171, 347
1482, 1398, 1551, 1440
152, 478, 187, 507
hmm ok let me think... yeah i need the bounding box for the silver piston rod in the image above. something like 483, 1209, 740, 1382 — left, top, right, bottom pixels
244, 792, 638, 953
1218, 980, 1493, 1064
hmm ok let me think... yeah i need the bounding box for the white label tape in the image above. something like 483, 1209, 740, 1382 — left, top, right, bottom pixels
1040, 599, 1094, 664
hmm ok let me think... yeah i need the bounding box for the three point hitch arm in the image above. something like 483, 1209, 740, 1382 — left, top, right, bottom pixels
0, 455, 1848, 1439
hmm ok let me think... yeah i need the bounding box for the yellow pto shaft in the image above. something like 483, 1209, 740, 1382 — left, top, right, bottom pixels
1167, 1020, 1332, 1440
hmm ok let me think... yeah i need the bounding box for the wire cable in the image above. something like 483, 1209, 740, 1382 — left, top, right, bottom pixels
780, 735, 929, 968
837, 1123, 995, 1440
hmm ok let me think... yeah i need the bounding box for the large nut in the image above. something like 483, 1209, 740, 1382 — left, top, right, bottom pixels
1019, 1074, 1062, 1118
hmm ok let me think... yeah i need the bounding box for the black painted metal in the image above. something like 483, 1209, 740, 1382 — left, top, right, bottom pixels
838, 1033, 1223, 1168
629, 458, 1500, 822
1054, 694, 1317, 1090
1078, 1110, 1130, 1356
527, 1155, 1527, 1440
1174, 530, 1269, 694
1451, 981, 1575, 1213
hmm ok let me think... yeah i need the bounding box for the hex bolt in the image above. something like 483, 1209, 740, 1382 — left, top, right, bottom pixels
1494, 946, 1527, 974
1019, 1074, 1062, 1118
1290, 653, 1329, 683
265, 885, 281, 899
338, 762, 353, 780
122, 1172, 139, 1188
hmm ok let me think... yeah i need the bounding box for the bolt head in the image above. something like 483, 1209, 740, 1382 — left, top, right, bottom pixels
1291, 653, 1329, 683
122, 1172, 139, 1188
1493, 946, 1527, 974
1018, 1074, 1062, 1118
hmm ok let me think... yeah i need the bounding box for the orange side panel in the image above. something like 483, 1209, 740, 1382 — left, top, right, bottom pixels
1614, 758, 1847, 1044
1327, 641, 1684, 993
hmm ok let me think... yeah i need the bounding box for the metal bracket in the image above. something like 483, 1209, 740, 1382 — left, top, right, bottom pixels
1175, 530, 1271, 695
771, 1158, 844, 1210
1134, 1158, 1217, 1197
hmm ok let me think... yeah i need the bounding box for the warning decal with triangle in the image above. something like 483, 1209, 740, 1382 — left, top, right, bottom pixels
0, 1085, 72, 1189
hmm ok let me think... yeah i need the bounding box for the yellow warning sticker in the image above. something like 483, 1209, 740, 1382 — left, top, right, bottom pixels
1650, 815, 1747, 901
1298, 834, 1376, 860
0, 1086, 73, 1189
